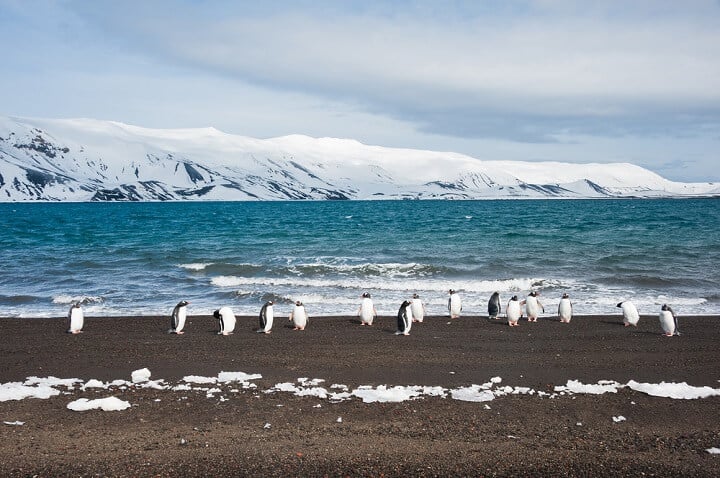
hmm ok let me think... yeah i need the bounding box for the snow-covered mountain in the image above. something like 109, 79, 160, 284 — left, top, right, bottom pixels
0, 116, 717, 201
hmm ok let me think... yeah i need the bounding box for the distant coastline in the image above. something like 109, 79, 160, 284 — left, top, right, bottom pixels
2, 116, 718, 202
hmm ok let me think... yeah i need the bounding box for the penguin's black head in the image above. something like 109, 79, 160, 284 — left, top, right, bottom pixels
267, 300, 274, 305
449, 289, 455, 294
616, 302, 623, 308
213, 310, 220, 319
562, 293, 569, 299
661, 303, 669, 311
179, 300, 189, 307
362, 292, 370, 298
295, 300, 302, 306
73, 302, 81, 308
511, 295, 518, 301
412, 293, 419, 299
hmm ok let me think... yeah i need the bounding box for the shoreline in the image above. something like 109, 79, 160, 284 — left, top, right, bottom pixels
1, 314, 719, 476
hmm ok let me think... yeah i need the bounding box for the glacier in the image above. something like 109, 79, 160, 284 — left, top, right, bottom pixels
0, 115, 717, 202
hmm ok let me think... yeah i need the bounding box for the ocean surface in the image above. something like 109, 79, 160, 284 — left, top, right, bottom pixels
1, 199, 719, 319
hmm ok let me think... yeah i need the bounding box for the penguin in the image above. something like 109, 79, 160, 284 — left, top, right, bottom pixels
258, 301, 274, 334
410, 293, 426, 323
524, 291, 544, 322
488, 292, 501, 320
616, 301, 639, 327
506, 295, 522, 326
169, 300, 190, 334
289, 301, 308, 330
213, 306, 236, 335
67, 302, 84, 334
396, 300, 412, 335
659, 304, 679, 337
448, 289, 462, 319
357, 292, 377, 326
558, 293, 573, 323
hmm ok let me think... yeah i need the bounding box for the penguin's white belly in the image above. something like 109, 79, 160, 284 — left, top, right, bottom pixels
218, 307, 236, 334
359, 299, 374, 324
526, 298, 540, 317
622, 304, 639, 325
263, 307, 274, 332
292, 307, 308, 328
507, 302, 521, 323
659, 311, 675, 335
69, 309, 84, 331
410, 300, 424, 322
558, 300, 572, 322
174, 308, 187, 332
449, 296, 461, 316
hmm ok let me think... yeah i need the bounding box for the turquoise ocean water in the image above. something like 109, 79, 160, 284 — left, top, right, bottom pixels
1, 199, 718, 318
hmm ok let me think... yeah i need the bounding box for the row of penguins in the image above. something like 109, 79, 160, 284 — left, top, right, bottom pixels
66, 290, 681, 337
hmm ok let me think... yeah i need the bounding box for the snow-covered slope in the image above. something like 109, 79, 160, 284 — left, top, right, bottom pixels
0, 116, 717, 201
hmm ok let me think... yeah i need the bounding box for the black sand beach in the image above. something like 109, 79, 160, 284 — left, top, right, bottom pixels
1, 313, 719, 477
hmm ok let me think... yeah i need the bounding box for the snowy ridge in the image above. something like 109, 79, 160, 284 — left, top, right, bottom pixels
1, 115, 717, 201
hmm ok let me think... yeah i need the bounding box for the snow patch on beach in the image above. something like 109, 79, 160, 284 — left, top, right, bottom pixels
3, 370, 720, 408
131, 368, 152, 383
555, 380, 623, 395
352, 385, 445, 403
626, 380, 720, 399
67, 396, 131, 411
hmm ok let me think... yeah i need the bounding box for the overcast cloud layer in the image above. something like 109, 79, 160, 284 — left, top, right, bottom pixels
1, 0, 718, 181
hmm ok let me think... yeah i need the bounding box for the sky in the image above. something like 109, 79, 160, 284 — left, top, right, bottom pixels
1, 0, 719, 182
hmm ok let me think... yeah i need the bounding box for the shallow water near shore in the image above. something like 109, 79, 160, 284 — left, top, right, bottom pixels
1, 198, 719, 317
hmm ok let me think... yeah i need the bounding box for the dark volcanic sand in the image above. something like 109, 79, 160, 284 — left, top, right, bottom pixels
1, 313, 719, 477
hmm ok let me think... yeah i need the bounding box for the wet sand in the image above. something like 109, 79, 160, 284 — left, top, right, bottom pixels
1, 313, 719, 477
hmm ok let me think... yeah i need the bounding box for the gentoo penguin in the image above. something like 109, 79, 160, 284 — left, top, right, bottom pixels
617, 301, 639, 327
488, 292, 501, 320
506, 295, 522, 326
396, 300, 412, 335
410, 293, 426, 323
558, 293, 573, 323
523, 291, 544, 322
448, 289, 462, 319
357, 292, 377, 326
213, 306, 236, 335
257, 301, 274, 334
289, 301, 308, 330
67, 302, 84, 334
169, 300, 190, 334
659, 304, 680, 337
